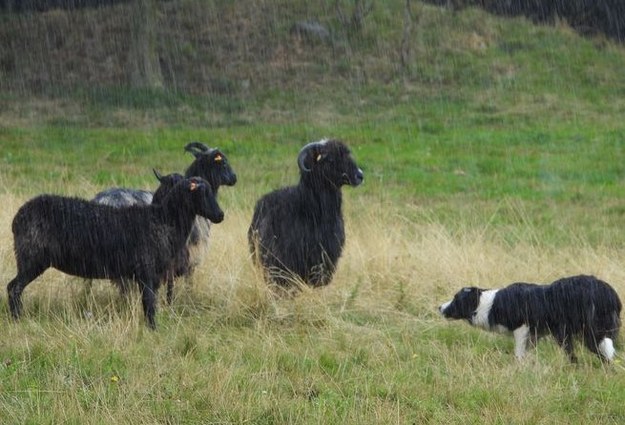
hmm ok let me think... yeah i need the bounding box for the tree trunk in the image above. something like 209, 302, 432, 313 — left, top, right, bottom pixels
400, 0, 421, 73
127, 0, 163, 89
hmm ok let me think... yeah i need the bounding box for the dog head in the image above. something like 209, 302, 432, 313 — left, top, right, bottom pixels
439, 287, 483, 323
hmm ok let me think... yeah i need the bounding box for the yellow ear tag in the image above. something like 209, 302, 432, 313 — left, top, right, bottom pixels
189, 181, 198, 191
316, 154, 322, 162
214, 154, 223, 162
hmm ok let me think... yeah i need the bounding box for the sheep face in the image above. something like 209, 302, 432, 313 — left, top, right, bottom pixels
184, 142, 238, 191
186, 177, 224, 223
298, 139, 364, 188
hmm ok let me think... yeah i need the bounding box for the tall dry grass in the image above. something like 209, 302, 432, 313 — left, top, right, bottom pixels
0, 190, 624, 423
2, 189, 624, 346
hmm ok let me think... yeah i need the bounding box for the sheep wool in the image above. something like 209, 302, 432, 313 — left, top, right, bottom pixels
248, 139, 363, 288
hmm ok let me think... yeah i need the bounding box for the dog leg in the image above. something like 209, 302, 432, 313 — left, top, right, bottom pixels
554, 330, 577, 363
528, 331, 539, 348
513, 325, 530, 359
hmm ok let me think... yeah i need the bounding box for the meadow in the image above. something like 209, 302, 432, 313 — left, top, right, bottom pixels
2, 2, 625, 424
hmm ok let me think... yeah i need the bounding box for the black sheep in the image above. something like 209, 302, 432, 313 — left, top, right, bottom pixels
248, 139, 363, 288
105, 169, 186, 304
180, 142, 237, 250
94, 141, 236, 253
93, 142, 237, 297
7, 176, 224, 329
93, 142, 237, 207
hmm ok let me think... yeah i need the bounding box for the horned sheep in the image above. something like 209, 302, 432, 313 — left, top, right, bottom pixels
7, 176, 224, 329
248, 139, 363, 288
93, 142, 237, 299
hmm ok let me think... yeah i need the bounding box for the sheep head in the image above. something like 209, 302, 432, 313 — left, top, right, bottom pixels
152, 169, 185, 205
184, 177, 224, 224
297, 139, 364, 188
184, 142, 237, 190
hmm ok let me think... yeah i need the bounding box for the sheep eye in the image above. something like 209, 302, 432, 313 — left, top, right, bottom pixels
189, 182, 198, 191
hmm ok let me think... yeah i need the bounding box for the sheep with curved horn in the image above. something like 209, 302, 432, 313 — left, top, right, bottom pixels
248, 139, 363, 289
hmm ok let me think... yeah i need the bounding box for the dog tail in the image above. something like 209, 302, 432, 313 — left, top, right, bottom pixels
584, 281, 621, 361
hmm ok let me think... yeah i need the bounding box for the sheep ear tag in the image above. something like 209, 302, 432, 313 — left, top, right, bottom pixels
316, 154, 322, 162
189, 181, 198, 191
214, 154, 223, 163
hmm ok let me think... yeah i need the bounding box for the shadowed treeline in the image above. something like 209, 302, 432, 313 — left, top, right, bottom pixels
4, 0, 624, 43
425, 0, 625, 42
0, 0, 128, 12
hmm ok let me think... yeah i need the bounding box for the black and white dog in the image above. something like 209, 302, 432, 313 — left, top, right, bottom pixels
438, 275, 622, 362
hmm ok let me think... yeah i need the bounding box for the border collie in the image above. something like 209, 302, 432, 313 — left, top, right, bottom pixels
438, 275, 622, 362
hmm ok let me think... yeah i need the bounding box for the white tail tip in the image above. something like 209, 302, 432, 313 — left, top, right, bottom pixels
599, 338, 616, 361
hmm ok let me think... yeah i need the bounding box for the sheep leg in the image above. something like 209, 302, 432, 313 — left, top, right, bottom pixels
140, 282, 158, 330
7, 266, 46, 319
110, 278, 129, 298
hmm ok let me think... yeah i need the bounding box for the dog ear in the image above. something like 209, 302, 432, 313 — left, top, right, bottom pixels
462, 287, 483, 294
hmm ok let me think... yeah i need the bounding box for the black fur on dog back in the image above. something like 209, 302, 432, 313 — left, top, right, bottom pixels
440, 275, 622, 362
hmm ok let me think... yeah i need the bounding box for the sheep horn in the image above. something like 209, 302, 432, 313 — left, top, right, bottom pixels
153, 168, 164, 182
184, 142, 215, 158
297, 141, 323, 172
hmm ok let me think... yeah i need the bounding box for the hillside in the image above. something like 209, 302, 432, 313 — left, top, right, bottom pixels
1, 1, 625, 129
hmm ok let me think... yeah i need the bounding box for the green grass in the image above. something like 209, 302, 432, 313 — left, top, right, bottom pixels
2, 1, 625, 424
2, 117, 624, 247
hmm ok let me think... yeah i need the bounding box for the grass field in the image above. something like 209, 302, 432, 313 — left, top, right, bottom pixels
2, 2, 625, 424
